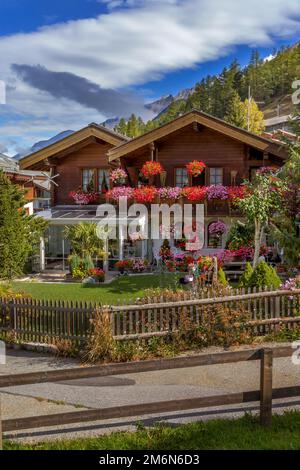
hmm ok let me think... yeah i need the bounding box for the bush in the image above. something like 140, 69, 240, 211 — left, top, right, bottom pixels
238, 262, 254, 288
81, 255, 94, 272
68, 254, 82, 275
249, 261, 281, 289
217, 268, 228, 286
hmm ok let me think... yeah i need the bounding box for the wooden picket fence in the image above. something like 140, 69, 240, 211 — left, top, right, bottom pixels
0, 287, 300, 344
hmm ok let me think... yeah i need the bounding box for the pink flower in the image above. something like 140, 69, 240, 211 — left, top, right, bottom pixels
106, 186, 134, 201
208, 221, 227, 235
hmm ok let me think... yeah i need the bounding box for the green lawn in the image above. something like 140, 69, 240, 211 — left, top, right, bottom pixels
5, 412, 300, 450
12, 274, 177, 304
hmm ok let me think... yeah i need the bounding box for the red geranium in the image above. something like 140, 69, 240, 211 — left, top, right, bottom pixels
140, 161, 163, 178
186, 160, 206, 177
228, 186, 246, 202
134, 186, 157, 203
182, 186, 207, 202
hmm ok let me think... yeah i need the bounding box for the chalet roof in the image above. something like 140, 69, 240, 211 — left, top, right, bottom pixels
20, 123, 129, 170
108, 110, 288, 161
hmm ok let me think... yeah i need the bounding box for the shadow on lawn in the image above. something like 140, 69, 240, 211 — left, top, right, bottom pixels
81, 274, 176, 297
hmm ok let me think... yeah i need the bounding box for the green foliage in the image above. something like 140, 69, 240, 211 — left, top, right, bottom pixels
217, 268, 228, 286
238, 262, 254, 288
64, 222, 104, 258
226, 221, 254, 250
68, 254, 81, 274
0, 170, 47, 279
249, 261, 281, 288
115, 44, 300, 136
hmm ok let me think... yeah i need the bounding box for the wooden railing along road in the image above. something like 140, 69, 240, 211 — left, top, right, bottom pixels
0, 345, 299, 448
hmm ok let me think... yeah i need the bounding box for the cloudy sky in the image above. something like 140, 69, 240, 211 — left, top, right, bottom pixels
0, 0, 300, 156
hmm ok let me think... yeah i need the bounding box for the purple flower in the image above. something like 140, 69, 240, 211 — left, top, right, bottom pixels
208, 221, 227, 235
206, 185, 229, 200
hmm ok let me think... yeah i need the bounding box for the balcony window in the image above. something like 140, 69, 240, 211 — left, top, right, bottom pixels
209, 168, 223, 185
82, 169, 95, 192
98, 169, 110, 193
175, 168, 189, 187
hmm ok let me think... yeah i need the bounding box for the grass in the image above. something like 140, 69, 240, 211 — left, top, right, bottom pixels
5, 411, 300, 450
12, 274, 177, 304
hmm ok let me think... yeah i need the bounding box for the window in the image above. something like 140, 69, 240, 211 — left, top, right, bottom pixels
98, 169, 110, 193
175, 168, 189, 187
209, 168, 223, 185
82, 169, 95, 191
82, 169, 110, 192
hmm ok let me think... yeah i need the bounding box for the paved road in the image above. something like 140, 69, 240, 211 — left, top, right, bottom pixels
1, 346, 300, 443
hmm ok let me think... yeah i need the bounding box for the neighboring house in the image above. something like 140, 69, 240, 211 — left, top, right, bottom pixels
19, 111, 288, 271
0, 153, 51, 215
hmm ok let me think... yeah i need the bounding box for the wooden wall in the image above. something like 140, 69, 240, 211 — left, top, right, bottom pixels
123, 124, 250, 186
54, 141, 113, 205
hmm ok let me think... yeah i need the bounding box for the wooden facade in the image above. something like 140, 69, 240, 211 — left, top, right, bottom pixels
20, 112, 288, 207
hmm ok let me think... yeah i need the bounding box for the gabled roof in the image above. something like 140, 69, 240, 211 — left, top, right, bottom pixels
108, 110, 288, 161
20, 123, 129, 169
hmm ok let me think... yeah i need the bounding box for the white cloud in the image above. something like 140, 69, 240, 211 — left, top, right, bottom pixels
0, 0, 300, 154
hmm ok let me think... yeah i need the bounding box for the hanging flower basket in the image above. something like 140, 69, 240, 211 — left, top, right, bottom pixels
140, 161, 163, 179
186, 160, 206, 177
110, 168, 127, 186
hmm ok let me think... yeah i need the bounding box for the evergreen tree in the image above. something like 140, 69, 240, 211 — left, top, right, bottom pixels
0, 171, 47, 278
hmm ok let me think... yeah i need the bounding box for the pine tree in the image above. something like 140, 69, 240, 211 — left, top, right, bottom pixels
225, 92, 245, 128
0, 171, 47, 278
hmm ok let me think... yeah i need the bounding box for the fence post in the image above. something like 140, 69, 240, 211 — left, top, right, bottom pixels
260, 348, 273, 426
0, 396, 2, 450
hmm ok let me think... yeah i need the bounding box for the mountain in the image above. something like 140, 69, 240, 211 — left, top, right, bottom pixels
14, 130, 74, 160
0, 153, 19, 169
102, 88, 194, 129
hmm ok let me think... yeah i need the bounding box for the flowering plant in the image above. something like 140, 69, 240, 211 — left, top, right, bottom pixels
186, 160, 206, 177
206, 185, 229, 200
182, 186, 207, 202
131, 258, 149, 272
197, 256, 213, 272
256, 166, 277, 176
106, 186, 134, 201
228, 186, 246, 202
129, 231, 146, 242
281, 276, 300, 291
134, 186, 156, 203
140, 161, 163, 178
157, 187, 182, 200
208, 221, 227, 236
89, 268, 105, 282
110, 168, 127, 183
115, 259, 133, 271
69, 189, 98, 205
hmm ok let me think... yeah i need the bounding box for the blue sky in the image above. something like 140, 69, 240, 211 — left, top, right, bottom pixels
0, 0, 299, 155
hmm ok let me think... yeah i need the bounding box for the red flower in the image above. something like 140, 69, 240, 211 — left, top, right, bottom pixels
182, 186, 207, 202
140, 161, 163, 178
134, 186, 157, 203
186, 160, 206, 177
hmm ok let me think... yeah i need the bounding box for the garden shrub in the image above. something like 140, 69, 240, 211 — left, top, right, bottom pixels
238, 262, 254, 288
249, 261, 281, 289
217, 268, 228, 286
68, 254, 82, 275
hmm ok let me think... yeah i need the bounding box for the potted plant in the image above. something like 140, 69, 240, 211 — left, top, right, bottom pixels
186, 160, 206, 177
106, 186, 134, 202
89, 268, 105, 283
140, 161, 163, 184
110, 168, 127, 186
208, 221, 227, 248
69, 188, 99, 205
115, 259, 133, 274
